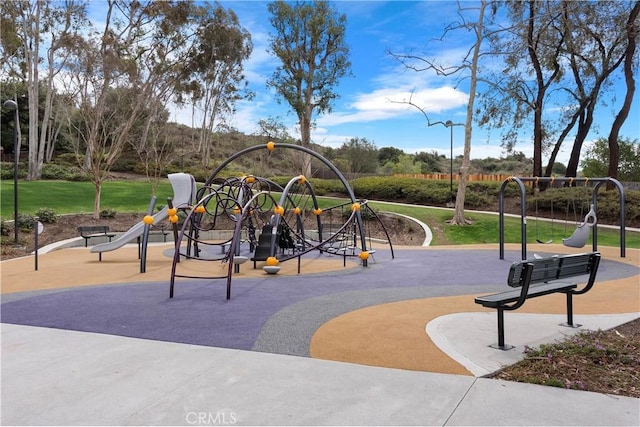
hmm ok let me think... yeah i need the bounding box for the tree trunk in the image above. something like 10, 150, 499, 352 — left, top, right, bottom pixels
26, 1, 41, 181
93, 180, 102, 220
451, 0, 487, 226
527, 0, 544, 180
299, 113, 312, 177
607, 1, 639, 185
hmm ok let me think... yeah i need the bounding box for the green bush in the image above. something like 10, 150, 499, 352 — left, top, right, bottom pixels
99, 208, 117, 218
35, 208, 57, 223
54, 153, 80, 166
1, 220, 9, 236
41, 163, 80, 180
531, 187, 639, 226
16, 213, 36, 231
0, 162, 27, 180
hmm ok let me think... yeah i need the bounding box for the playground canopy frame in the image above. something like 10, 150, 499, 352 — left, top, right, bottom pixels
205, 142, 368, 258
498, 176, 626, 260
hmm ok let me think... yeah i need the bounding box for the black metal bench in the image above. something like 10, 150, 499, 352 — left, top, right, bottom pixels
77, 226, 116, 247
475, 252, 601, 350
136, 224, 171, 259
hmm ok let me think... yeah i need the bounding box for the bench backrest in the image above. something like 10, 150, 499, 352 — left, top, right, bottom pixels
78, 226, 109, 234
507, 252, 601, 288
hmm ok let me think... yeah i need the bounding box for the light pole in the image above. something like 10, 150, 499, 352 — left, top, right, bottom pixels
3, 99, 19, 246
445, 120, 454, 206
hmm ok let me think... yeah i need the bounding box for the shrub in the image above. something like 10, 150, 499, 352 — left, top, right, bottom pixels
99, 208, 117, 218
54, 153, 81, 166
16, 213, 36, 231
41, 163, 77, 180
0, 162, 27, 179
35, 208, 57, 223
1, 220, 9, 236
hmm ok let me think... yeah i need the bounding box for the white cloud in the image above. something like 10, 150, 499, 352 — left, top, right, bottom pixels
318, 86, 468, 127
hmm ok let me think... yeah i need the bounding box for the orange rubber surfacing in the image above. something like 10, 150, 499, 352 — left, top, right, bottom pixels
310, 247, 640, 375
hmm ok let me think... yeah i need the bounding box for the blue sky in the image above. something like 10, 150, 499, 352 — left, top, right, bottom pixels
145, 1, 638, 164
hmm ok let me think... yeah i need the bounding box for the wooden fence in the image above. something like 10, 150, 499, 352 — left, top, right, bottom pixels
394, 173, 514, 182
393, 173, 640, 190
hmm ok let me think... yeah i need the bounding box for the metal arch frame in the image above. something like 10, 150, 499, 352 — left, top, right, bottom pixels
205, 143, 368, 257
272, 175, 322, 255
498, 176, 626, 260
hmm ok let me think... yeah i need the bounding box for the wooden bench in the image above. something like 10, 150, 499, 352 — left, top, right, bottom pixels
77, 226, 116, 247
474, 252, 601, 350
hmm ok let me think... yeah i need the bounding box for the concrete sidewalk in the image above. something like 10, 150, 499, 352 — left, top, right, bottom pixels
2, 320, 638, 426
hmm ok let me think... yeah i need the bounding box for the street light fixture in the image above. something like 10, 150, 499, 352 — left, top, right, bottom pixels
3, 99, 20, 247
445, 120, 454, 206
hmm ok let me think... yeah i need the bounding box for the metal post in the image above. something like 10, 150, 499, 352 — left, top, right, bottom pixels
4, 100, 19, 246
34, 218, 39, 271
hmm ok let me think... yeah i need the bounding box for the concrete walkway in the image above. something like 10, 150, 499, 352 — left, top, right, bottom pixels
2, 323, 638, 426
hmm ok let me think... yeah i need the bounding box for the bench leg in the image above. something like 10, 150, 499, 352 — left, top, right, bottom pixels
490, 308, 515, 351
560, 293, 581, 328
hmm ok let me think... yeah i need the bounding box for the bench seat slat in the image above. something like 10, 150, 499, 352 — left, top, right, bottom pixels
475, 282, 577, 308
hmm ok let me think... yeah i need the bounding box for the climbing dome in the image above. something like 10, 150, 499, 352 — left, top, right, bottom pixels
169, 142, 394, 300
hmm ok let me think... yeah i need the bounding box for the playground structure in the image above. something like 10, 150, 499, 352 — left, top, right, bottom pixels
91, 172, 197, 255
90, 172, 197, 272
498, 176, 626, 260
169, 142, 395, 300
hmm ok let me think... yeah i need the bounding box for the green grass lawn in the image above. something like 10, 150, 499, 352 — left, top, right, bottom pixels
0, 180, 176, 216
1, 180, 638, 248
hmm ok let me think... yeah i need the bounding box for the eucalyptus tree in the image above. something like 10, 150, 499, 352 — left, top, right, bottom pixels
478, 0, 565, 180
62, 0, 208, 217
0, 0, 89, 180
479, 0, 637, 180
336, 137, 378, 174
256, 116, 291, 141
605, 1, 638, 181
266, 0, 351, 177
557, 1, 633, 177
378, 146, 405, 167
581, 137, 640, 182
184, 3, 253, 168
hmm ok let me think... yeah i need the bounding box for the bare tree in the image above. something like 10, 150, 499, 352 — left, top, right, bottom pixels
390, 0, 495, 225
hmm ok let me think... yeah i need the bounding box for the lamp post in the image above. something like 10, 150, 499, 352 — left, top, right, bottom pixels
3, 99, 19, 247
445, 120, 454, 206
